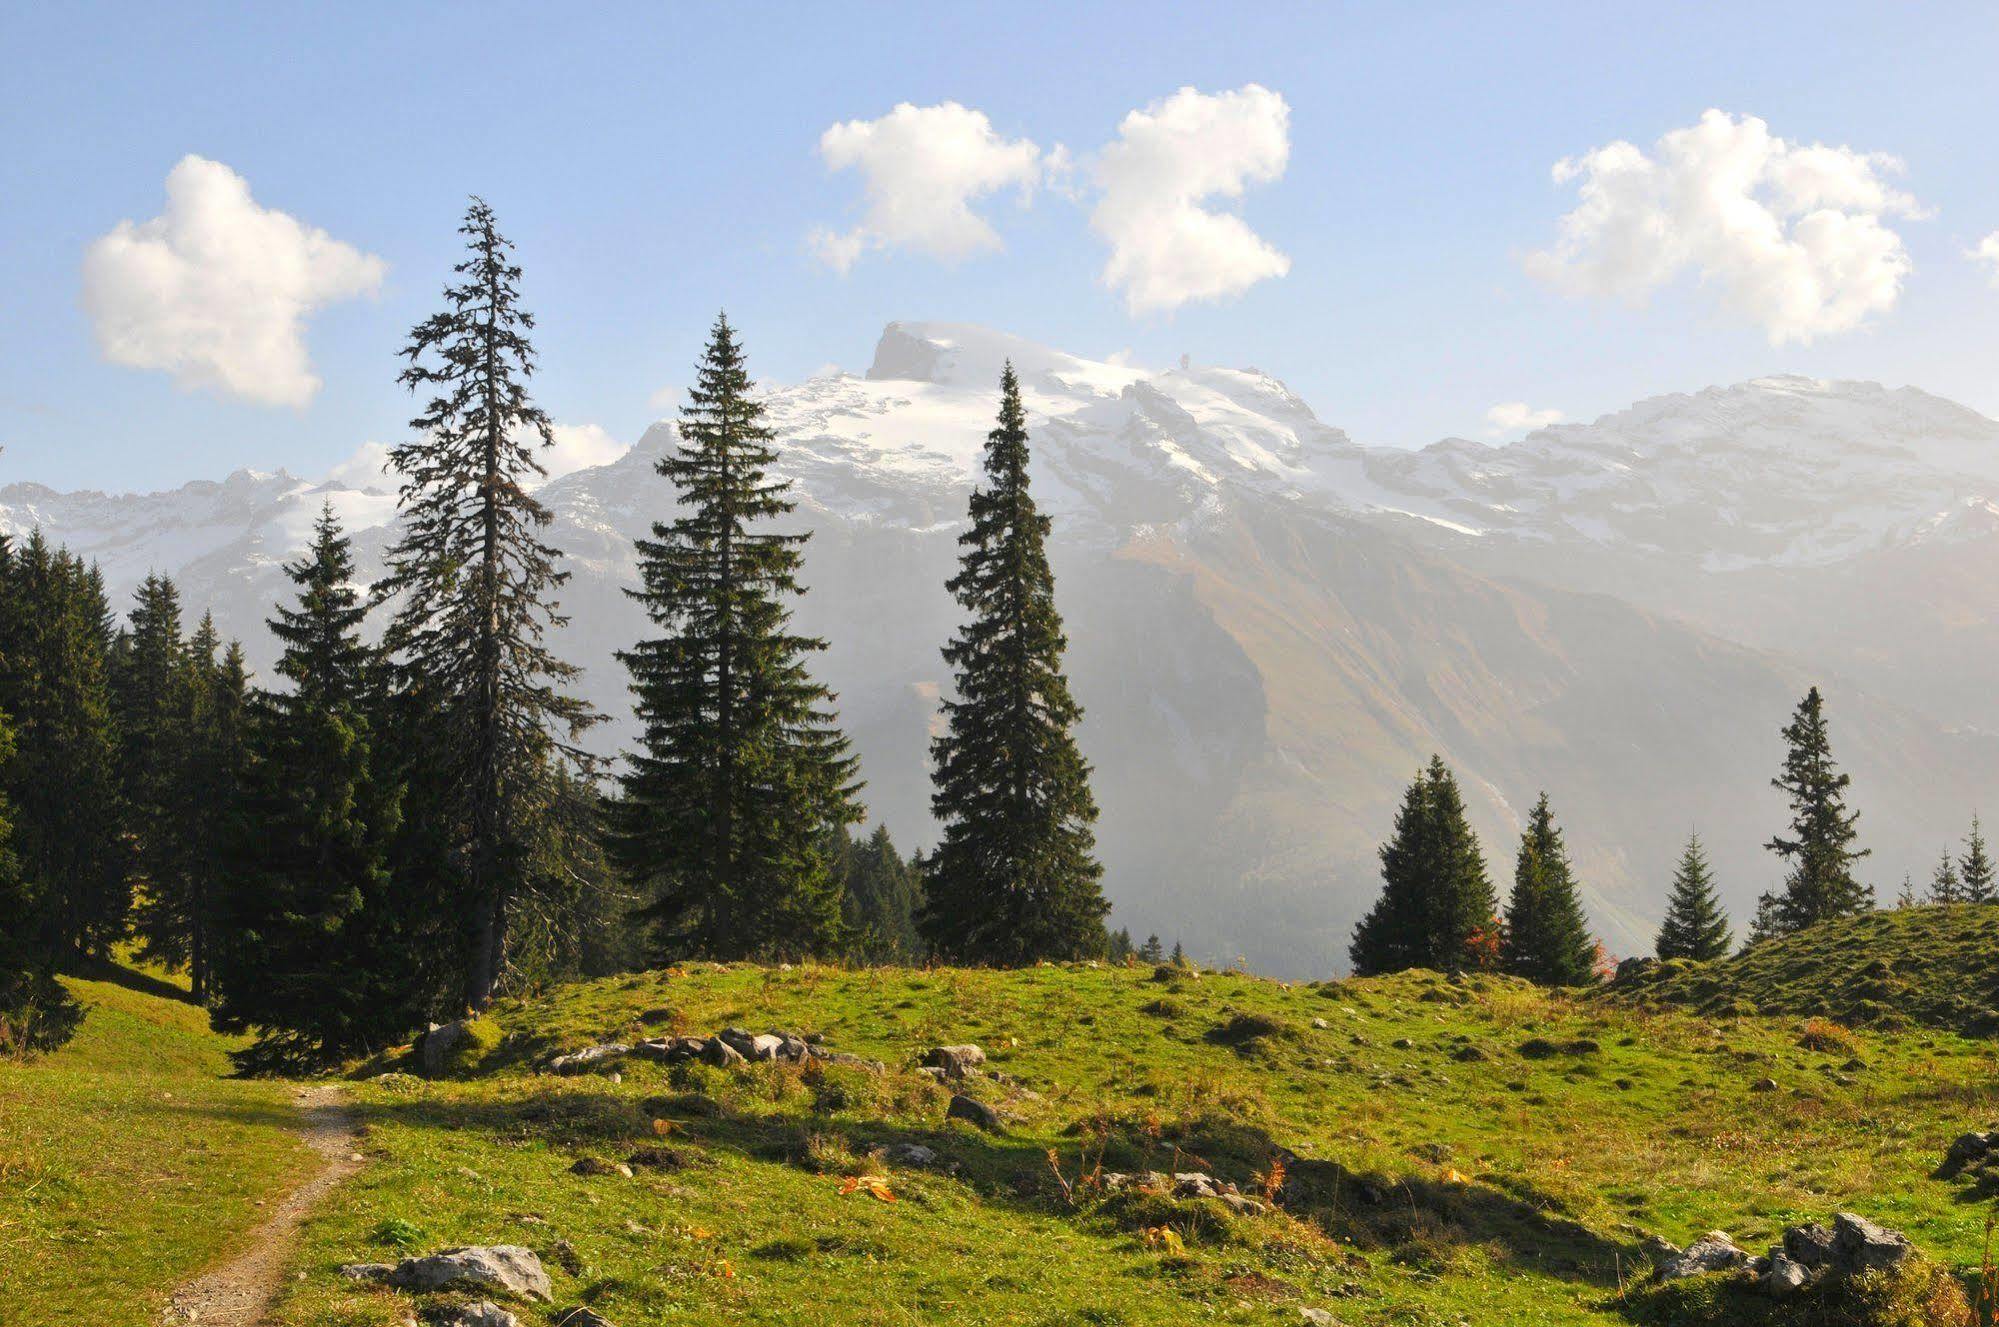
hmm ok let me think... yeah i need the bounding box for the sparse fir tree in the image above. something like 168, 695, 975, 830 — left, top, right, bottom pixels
1501, 792, 1598, 985
1655, 833, 1732, 961
834, 824, 925, 964
1170, 939, 1187, 968
209, 508, 414, 1070
1895, 874, 1918, 909
1106, 927, 1134, 962
1138, 934, 1166, 964
1961, 815, 1995, 904
1349, 756, 1498, 976
380, 199, 596, 1010
614, 315, 860, 960
919, 365, 1108, 963
1759, 687, 1871, 937
1928, 850, 1965, 905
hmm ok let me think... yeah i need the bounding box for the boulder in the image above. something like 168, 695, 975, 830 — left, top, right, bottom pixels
925, 1045, 987, 1078
338, 1261, 396, 1282
551, 1310, 616, 1327
1299, 1311, 1337, 1327
745, 1033, 786, 1062
1941, 1129, 1999, 1177
548, 1044, 629, 1075
425, 1303, 518, 1327
418, 1020, 470, 1078
633, 1036, 706, 1064
1656, 1231, 1749, 1281
882, 1143, 938, 1166
382, 1246, 552, 1302
1830, 1211, 1913, 1271
946, 1094, 1002, 1132
1782, 1221, 1837, 1269
715, 1028, 760, 1058
1759, 1253, 1811, 1297
702, 1036, 746, 1068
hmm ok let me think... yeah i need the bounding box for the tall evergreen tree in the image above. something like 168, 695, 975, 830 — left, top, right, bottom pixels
1138, 934, 1166, 965
210, 508, 413, 1069
1655, 833, 1732, 961
1928, 850, 1965, 905
1758, 686, 1871, 937
117, 573, 200, 981
1961, 815, 1996, 904
0, 700, 80, 1052
0, 532, 128, 957
614, 315, 860, 959
380, 199, 596, 1010
834, 825, 924, 964
919, 365, 1108, 963
1349, 756, 1499, 976
1501, 792, 1598, 985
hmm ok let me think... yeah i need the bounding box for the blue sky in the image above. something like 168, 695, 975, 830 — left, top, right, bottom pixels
6, 1, 1999, 491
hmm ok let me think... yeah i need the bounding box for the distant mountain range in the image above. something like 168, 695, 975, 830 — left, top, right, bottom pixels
9, 321, 1999, 974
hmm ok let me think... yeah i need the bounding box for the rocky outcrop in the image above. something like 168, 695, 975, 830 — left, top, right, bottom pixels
342, 1245, 552, 1302
1648, 1212, 1917, 1299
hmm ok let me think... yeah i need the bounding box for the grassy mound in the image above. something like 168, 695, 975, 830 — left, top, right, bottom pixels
1610, 904, 1999, 1033
1625, 1260, 1974, 1327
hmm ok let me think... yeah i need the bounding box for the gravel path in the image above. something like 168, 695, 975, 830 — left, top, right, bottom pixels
163, 1084, 363, 1326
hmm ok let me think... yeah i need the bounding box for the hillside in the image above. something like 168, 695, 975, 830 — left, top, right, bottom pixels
1610, 904, 1999, 1034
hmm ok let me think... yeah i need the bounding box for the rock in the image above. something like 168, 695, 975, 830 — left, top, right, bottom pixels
633, 1036, 706, 1063
418, 1020, 470, 1078
815, 1050, 886, 1073
1941, 1129, 1999, 1177
702, 1036, 746, 1068
716, 1028, 760, 1058
569, 1157, 631, 1178
1782, 1222, 1837, 1268
1299, 1308, 1337, 1325
1831, 1211, 1913, 1271
548, 1044, 630, 1075
925, 1045, 987, 1078
1639, 1235, 1681, 1269
383, 1246, 552, 1302
1172, 1172, 1225, 1199
551, 1310, 616, 1327
882, 1143, 938, 1166
338, 1261, 396, 1282
1220, 1192, 1268, 1216
424, 1303, 518, 1327
743, 1033, 786, 1062
946, 1094, 1002, 1132
1750, 1077, 1779, 1092
1311, 1017, 1330, 1030
1656, 1231, 1749, 1280
1760, 1253, 1811, 1297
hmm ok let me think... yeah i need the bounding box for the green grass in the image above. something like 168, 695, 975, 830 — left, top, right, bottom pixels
0, 963, 316, 1326
255, 957, 1999, 1326
1612, 904, 1999, 1033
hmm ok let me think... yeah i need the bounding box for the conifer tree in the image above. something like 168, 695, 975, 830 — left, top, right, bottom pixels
380, 199, 596, 1010
614, 315, 860, 959
1139, 934, 1166, 964
1928, 850, 1965, 905
920, 365, 1108, 963
1107, 927, 1133, 961
0, 701, 80, 1051
1170, 939, 1187, 968
1655, 833, 1732, 961
1760, 687, 1871, 936
835, 825, 924, 963
118, 574, 201, 981
1349, 756, 1498, 976
210, 508, 413, 1069
1895, 874, 1917, 909
1961, 815, 1996, 904
0, 532, 128, 957
1501, 792, 1598, 985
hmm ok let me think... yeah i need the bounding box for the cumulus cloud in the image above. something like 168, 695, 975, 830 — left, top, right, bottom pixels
82, 155, 385, 405
810, 102, 1045, 271
1525, 110, 1923, 344
326, 423, 626, 493
1485, 402, 1564, 436
1971, 231, 1999, 287
1090, 84, 1292, 315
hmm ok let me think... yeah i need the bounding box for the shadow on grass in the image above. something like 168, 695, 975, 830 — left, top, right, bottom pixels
65, 954, 196, 1005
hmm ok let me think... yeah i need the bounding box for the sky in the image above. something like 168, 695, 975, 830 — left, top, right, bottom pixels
6, 1, 1999, 492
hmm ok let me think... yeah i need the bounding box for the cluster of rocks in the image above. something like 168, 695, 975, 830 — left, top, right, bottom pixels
1648, 1212, 1915, 1298
1939, 1124, 1999, 1180
1099, 1170, 1269, 1217
545, 1029, 884, 1075
338, 1245, 607, 1327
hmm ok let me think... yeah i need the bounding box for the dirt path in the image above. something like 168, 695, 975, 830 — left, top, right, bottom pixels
163, 1084, 364, 1326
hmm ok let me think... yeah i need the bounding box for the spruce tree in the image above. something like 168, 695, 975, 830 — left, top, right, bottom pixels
836, 825, 924, 963
118, 574, 201, 982
0, 701, 80, 1051
1501, 792, 1599, 985
380, 199, 596, 1010
1895, 874, 1917, 909
1349, 756, 1498, 975
1170, 940, 1188, 968
1655, 833, 1732, 961
614, 314, 860, 959
210, 508, 413, 1069
1139, 934, 1166, 964
1961, 815, 1996, 904
1928, 850, 1965, 905
1762, 687, 1871, 935
920, 365, 1108, 963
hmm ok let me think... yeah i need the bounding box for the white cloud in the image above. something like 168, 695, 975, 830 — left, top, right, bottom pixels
326, 423, 626, 493
1525, 110, 1923, 344
810, 102, 1045, 271
1090, 84, 1291, 315
1485, 402, 1564, 436
1971, 231, 1999, 287
82, 155, 385, 405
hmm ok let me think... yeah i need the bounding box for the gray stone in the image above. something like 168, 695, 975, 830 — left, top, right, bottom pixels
1299, 1309, 1337, 1326
946, 1093, 1002, 1132
716, 1028, 760, 1058
882, 1143, 938, 1166
925, 1044, 987, 1078
1942, 1130, 1999, 1177
633, 1036, 705, 1063
338, 1261, 396, 1282
1639, 1235, 1681, 1269
816, 1050, 886, 1073
1760, 1253, 1811, 1296
702, 1036, 746, 1068
1750, 1077, 1779, 1092
1782, 1222, 1837, 1269
1831, 1212, 1913, 1271
548, 1044, 630, 1075
1220, 1192, 1268, 1216
1656, 1231, 1749, 1281
745, 1033, 786, 1062
418, 1020, 470, 1078
550, 1310, 616, 1327
384, 1245, 552, 1302
425, 1303, 518, 1327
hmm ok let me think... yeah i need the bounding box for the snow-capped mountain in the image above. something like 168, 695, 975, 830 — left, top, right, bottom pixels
9, 321, 1999, 975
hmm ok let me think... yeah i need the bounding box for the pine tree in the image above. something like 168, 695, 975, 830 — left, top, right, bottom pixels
0, 700, 80, 1052
1928, 850, 1965, 905
0, 532, 129, 958
1501, 792, 1599, 985
1350, 756, 1498, 976
380, 199, 596, 1010
1961, 815, 1996, 904
1895, 874, 1917, 909
920, 365, 1108, 963
836, 825, 924, 964
210, 507, 415, 1069
118, 574, 201, 982
1762, 687, 1871, 935
1139, 934, 1166, 964
1106, 927, 1133, 962
1655, 833, 1732, 961
1170, 940, 1188, 968
614, 314, 860, 959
